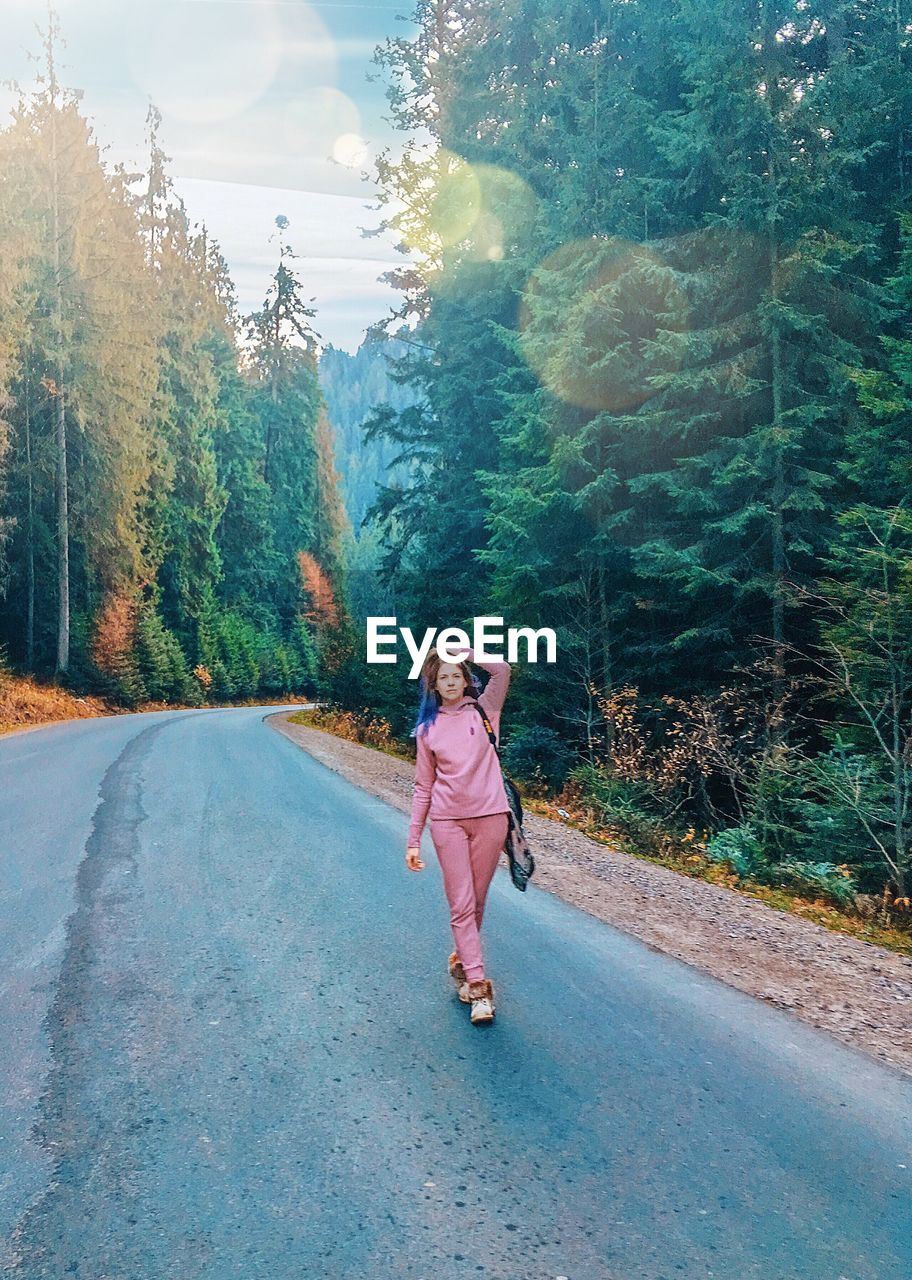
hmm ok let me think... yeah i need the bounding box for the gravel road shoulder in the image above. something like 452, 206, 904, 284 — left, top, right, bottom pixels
269, 712, 912, 1078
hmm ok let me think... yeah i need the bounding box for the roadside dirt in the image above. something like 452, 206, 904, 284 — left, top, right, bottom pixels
270, 712, 912, 1078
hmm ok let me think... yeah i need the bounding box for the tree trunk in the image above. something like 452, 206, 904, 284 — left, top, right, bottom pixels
24, 369, 35, 670
896, 0, 908, 202
264, 363, 278, 486
49, 69, 69, 675
596, 552, 612, 692
769, 283, 786, 666
264, 301, 281, 486
762, 0, 786, 707
891, 664, 907, 896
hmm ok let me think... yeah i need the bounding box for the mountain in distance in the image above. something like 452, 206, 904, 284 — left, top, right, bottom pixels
318, 329, 420, 537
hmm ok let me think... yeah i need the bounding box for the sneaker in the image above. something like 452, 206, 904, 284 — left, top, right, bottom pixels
468, 978, 495, 1025
448, 951, 471, 1002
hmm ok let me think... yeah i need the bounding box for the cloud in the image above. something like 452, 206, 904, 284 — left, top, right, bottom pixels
172, 176, 406, 350
94, 87, 392, 199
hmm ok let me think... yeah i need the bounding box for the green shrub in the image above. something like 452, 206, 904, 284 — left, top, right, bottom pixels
208, 658, 234, 702
794, 743, 897, 894
776, 860, 857, 907
133, 606, 199, 703
705, 825, 767, 879
706, 824, 857, 906
568, 761, 662, 826
215, 612, 261, 698
261, 642, 295, 696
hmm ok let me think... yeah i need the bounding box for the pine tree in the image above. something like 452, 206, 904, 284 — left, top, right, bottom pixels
0, 27, 161, 677
618, 0, 892, 690
245, 217, 320, 488
244, 220, 332, 628
210, 329, 280, 624
139, 111, 233, 650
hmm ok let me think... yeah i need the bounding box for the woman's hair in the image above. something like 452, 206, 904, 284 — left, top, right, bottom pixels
410, 647, 481, 738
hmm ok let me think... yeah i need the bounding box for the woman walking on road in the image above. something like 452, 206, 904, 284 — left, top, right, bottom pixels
405, 645, 511, 1025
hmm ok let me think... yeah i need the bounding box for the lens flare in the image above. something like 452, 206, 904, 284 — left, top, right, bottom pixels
283, 86, 360, 158
427, 156, 539, 258
518, 237, 690, 413
427, 150, 483, 249
418, 158, 539, 296
127, 0, 284, 125
333, 132, 370, 169
464, 163, 538, 261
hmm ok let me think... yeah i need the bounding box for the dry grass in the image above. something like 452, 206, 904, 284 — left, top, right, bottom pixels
0, 674, 118, 736
0, 673, 307, 738
287, 705, 409, 758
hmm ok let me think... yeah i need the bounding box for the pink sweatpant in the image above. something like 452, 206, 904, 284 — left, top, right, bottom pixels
429, 812, 509, 984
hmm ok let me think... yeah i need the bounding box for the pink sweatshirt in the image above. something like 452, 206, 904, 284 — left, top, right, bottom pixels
407, 646, 512, 847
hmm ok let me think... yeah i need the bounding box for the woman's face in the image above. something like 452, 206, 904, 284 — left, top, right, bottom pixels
435, 662, 468, 705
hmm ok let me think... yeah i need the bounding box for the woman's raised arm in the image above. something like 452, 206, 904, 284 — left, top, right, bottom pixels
460, 645, 511, 722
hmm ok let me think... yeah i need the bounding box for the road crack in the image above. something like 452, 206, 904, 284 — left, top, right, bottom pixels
4, 716, 194, 1278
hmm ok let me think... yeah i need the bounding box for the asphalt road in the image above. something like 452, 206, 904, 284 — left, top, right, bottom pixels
0, 706, 910, 1280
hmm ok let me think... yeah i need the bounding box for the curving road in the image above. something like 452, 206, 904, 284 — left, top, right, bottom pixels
0, 706, 910, 1279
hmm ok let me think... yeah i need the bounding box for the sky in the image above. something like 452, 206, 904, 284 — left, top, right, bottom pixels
0, 0, 418, 352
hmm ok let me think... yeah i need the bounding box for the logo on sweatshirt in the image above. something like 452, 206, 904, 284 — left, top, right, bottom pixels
366, 616, 557, 679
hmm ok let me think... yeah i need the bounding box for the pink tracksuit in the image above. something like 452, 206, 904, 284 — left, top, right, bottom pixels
408, 647, 511, 984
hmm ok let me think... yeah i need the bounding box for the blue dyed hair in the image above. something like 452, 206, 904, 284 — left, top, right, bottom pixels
410, 652, 482, 738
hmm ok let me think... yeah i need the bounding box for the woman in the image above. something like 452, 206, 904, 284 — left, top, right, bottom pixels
405, 645, 511, 1025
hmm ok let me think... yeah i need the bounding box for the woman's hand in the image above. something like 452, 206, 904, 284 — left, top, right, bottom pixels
405, 846, 426, 871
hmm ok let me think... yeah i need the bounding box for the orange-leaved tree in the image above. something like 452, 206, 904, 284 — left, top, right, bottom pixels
91, 590, 144, 704
297, 550, 357, 690
297, 551, 340, 630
